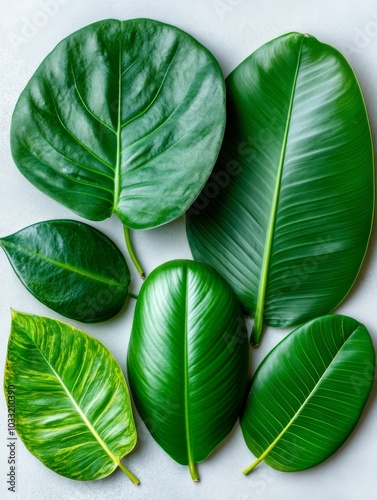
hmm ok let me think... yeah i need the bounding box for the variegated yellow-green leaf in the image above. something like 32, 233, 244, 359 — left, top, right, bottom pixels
4, 311, 139, 483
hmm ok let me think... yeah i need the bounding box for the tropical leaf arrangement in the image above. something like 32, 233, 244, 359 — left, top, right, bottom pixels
2, 18, 375, 487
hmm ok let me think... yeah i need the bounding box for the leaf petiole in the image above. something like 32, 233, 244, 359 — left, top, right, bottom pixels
243, 457, 263, 475
250, 317, 263, 347
118, 461, 140, 485
123, 226, 145, 279
189, 461, 200, 482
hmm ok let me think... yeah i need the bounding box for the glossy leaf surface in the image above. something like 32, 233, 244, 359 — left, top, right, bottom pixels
4, 311, 139, 482
0, 220, 130, 323
187, 33, 374, 345
127, 260, 249, 481
241, 315, 375, 473
11, 18, 226, 230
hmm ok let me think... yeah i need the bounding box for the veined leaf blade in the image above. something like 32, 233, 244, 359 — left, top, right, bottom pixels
11, 18, 226, 230
241, 315, 375, 473
187, 33, 374, 345
127, 260, 249, 481
4, 311, 138, 482
0, 220, 130, 323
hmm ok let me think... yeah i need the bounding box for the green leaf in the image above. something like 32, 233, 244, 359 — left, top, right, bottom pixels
4, 311, 139, 483
11, 18, 226, 231
187, 32, 374, 345
127, 260, 249, 481
0, 220, 130, 323
241, 315, 375, 474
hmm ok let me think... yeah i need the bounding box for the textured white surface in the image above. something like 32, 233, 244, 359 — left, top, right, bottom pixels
0, 0, 377, 498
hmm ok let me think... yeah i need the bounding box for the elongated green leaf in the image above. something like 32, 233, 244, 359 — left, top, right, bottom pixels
11, 18, 226, 230
241, 315, 375, 474
187, 33, 374, 345
4, 311, 139, 483
0, 220, 130, 323
127, 260, 249, 481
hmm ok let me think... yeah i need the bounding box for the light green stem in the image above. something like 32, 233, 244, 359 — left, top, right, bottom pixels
123, 226, 145, 279
250, 314, 264, 347
189, 461, 200, 482
243, 457, 263, 476
118, 461, 140, 485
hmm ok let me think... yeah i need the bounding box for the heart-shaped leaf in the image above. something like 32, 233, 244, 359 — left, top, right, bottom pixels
0, 220, 130, 323
127, 260, 249, 481
4, 311, 139, 483
11, 18, 226, 231
241, 315, 375, 474
187, 33, 374, 345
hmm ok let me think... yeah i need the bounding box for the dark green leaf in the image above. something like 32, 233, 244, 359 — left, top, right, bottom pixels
4, 311, 139, 483
0, 220, 130, 323
127, 260, 249, 481
241, 315, 375, 474
187, 33, 374, 345
11, 18, 226, 230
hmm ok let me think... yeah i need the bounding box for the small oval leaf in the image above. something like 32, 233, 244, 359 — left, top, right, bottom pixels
241, 315, 375, 474
11, 18, 226, 230
127, 260, 249, 481
4, 311, 139, 483
0, 220, 130, 323
187, 33, 374, 345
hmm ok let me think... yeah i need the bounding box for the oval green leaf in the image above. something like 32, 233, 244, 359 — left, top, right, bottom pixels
4, 311, 139, 483
187, 32, 374, 345
0, 220, 130, 323
241, 315, 375, 474
127, 260, 249, 481
11, 18, 226, 230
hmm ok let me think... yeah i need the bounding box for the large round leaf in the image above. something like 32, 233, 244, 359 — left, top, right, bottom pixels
0, 220, 130, 323
187, 33, 374, 345
4, 311, 139, 483
11, 18, 226, 230
127, 260, 249, 481
241, 315, 375, 474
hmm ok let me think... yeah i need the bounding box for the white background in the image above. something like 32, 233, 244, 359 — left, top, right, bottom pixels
1, 0, 377, 499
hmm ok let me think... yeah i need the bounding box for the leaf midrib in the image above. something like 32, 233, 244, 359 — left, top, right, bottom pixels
112, 32, 178, 214
113, 20, 123, 212
183, 268, 195, 468
0, 240, 124, 289
246, 323, 359, 471
253, 36, 305, 339
22, 327, 122, 471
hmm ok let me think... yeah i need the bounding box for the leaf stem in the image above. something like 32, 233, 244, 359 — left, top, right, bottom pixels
250, 315, 263, 347
189, 461, 200, 482
123, 226, 145, 279
118, 461, 140, 485
243, 457, 263, 476
129, 292, 138, 300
